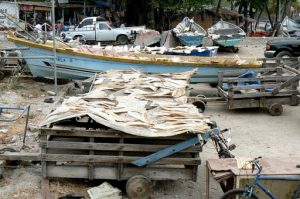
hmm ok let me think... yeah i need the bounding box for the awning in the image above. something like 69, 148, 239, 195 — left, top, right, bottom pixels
35, 6, 51, 12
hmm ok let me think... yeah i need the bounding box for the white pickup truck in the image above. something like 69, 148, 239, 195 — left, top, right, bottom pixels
61, 17, 145, 45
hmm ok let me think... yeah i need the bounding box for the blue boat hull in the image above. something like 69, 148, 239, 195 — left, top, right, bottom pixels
213, 35, 243, 47
16, 43, 254, 83
177, 35, 205, 46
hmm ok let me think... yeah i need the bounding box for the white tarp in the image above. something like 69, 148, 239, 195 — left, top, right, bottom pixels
0, 2, 19, 28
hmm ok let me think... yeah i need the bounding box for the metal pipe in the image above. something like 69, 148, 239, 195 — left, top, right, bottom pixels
23, 105, 31, 145
0, 56, 54, 59
51, 0, 58, 93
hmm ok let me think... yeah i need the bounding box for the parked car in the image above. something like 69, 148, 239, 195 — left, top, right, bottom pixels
61, 17, 145, 45
264, 37, 300, 58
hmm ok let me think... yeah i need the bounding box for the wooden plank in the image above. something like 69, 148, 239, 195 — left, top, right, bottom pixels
283, 65, 300, 74
47, 165, 115, 179
41, 154, 201, 165
41, 178, 52, 199
117, 137, 124, 181
217, 86, 228, 99
223, 76, 295, 83
229, 83, 279, 91
122, 167, 194, 181
40, 128, 195, 140
41, 135, 47, 178
231, 91, 299, 99
88, 137, 94, 180
42, 141, 202, 153
46, 165, 194, 180
0, 152, 40, 161
220, 67, 277, 75
272, 74, 300, 95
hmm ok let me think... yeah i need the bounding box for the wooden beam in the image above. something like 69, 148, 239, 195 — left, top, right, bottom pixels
42, 141, 201, 153
0, 152, 41, 161
41, 154, 201, 165
41, 178, 52, 199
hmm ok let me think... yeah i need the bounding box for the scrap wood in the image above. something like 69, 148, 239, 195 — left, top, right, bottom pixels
43, 69, 211, 137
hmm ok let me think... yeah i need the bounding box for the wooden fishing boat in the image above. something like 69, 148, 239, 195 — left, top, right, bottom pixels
7, 31, 261, 83
208, 20, 245, 48
173, 17, 207, 46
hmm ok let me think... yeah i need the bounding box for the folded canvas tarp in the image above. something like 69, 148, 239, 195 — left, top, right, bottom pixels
43, 70, 211, 137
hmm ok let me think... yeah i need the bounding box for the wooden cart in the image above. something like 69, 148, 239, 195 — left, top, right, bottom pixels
39, 122, 202, 198
217, 66, 300, 116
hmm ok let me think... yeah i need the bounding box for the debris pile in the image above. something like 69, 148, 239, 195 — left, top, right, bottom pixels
43, 70, 210, 137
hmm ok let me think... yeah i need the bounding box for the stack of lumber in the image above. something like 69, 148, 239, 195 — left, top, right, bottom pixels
43, 70, 211, 137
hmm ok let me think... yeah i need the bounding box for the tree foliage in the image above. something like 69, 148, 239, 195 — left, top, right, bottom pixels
151, 0, 215, 12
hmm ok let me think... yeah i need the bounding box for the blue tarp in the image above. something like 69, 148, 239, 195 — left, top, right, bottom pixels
222, 69, 273, 92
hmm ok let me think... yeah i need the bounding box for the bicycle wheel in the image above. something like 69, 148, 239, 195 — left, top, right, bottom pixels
221, 189, 259, 199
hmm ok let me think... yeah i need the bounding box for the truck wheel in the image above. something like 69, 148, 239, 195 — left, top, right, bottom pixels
117, 35, 128, 45
276, 51, 292, 58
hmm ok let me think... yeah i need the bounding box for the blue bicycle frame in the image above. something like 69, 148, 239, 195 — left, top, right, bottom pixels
247, 160, 300, 199
253, 175, 300, 199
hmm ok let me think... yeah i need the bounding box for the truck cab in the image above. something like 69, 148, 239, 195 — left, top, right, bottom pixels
61, 16, 145, 45
75, 16, 107, 31
264, 37, 300, 58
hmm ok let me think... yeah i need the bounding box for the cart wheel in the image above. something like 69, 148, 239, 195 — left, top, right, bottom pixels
126, 175, 152, 199
233, 47, 239, 53
268, 103, 283, 116
193, 100, 206, 113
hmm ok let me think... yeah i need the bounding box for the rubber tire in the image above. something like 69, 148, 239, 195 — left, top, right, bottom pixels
276, 51, 293, 58
221, 189, 259, 199
268, 103, 283, 116
117, 35, 128, 45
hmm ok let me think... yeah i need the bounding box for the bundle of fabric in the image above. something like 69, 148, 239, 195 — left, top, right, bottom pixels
43, 70, 211, 137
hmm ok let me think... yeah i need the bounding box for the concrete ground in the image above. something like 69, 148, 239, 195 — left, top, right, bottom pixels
0, 31, 299, 198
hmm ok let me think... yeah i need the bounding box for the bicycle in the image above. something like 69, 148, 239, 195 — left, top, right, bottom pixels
221, 157, 300, 199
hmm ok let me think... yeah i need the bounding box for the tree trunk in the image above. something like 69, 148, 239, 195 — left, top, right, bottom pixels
255, 8, 264, 31
266, 5, 274, 30
214, 0, 222, 24
281, 0, 292, 21
243, 2, 249, 33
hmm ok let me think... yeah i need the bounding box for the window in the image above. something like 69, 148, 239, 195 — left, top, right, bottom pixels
99, 23, 109, 30
78, 19, 93, 28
